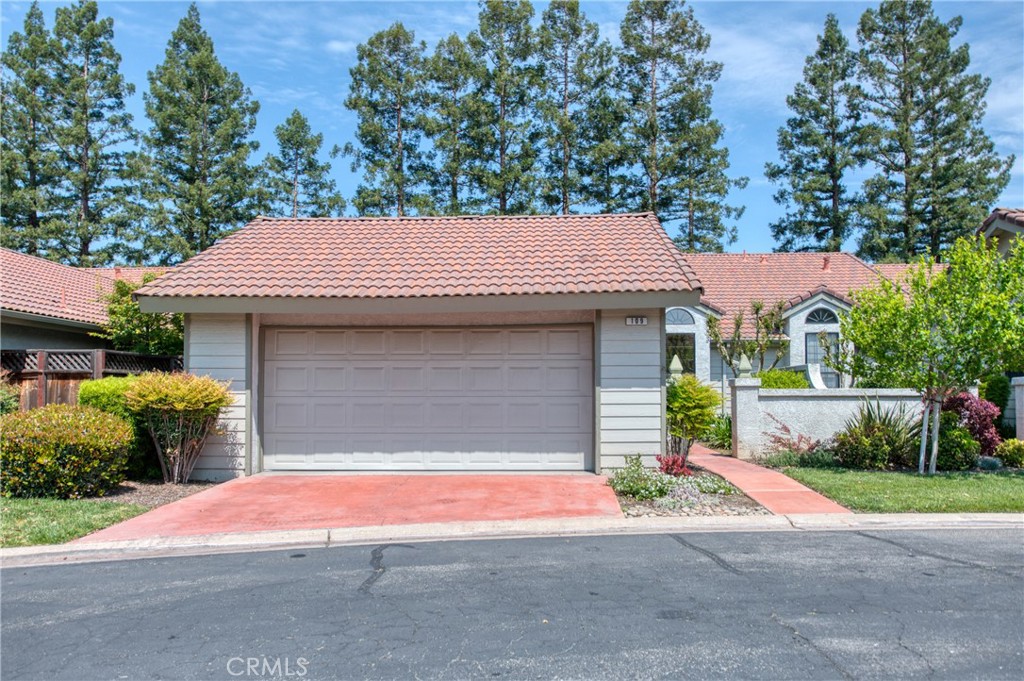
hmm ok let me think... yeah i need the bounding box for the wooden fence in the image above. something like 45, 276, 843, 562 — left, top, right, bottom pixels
1, 349, 184, 410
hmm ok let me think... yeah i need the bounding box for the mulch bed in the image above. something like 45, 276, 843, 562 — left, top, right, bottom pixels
84, 481, 219, 509
617, 467, 771, 518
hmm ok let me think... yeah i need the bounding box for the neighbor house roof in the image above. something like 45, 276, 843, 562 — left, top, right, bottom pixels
135, 214, 703, 300
979, 207, 1024, 233
682, 252, 884, 336
1, 249, 167, 327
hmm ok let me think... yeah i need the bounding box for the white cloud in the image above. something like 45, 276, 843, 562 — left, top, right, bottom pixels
325, 39, 355, 54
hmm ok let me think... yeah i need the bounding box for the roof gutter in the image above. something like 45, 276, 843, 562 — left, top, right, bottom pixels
1, 308, 104, 331
136, 290, 701, 315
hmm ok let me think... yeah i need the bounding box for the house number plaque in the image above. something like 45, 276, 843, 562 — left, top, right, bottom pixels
625, 316, 648, 326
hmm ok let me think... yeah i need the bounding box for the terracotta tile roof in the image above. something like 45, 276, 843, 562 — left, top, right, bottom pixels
980, 207, 1024, 232
682, 252, 884, 336
1, 249, 114, 326
85, 266, 170, 285
136, 214, 702, 299
1, 250, 170, 327
873, 262, 948, 281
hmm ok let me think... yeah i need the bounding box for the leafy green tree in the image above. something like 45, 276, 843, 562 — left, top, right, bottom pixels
421, 33, 487, 214
855, 0, 1013, 262
141, 3, 260, 263
766, 14, 864, 253
469, 0, 541, 214
535, 0, 614, 214
706, 300, 790, 377
94, 274, 184, 356
827, 237, 1023, 473
259, 110, 345, 218
46, 0, 137, 266
0, 2, 59, 257
617, 0, 747, 252
344, 22, 430, 216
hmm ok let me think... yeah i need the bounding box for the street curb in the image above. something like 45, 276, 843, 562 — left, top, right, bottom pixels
2, 513, 1021, 568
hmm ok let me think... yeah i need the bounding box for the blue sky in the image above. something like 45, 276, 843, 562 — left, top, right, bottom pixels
3, 0, 1022, 253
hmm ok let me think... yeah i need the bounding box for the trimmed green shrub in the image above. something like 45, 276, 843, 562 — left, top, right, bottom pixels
701, 414, 732, 450
608, 455, 676, 500
833, 400, 921, 470
665, 374, 721, 468
78, 376, 162, 480
994, 439, 1024, 468
756, 369, 810, 389
125, 372, 233, 483
0, 381, 19, 415
0, 404, 132, 498
936, 412, 980, 472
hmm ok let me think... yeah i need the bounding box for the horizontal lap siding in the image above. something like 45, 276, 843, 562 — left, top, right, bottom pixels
598, 309, 663, 470
186, 314, 248, 481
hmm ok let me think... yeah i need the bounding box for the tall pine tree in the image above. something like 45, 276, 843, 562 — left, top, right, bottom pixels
142, 3, 260, 263
535, 0, 615, 214
344, 22, 430, 216
421, 33, 487, 214
469, 0, 541, 214
766, 14, 864, 253
617, 0, 746, 252
259, 110, 345, 218
47, 0, 137, 266
855, 0, 1012, 262
0, 2, 58, 256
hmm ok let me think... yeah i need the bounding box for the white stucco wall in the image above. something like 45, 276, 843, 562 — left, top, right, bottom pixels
731, 383, 924, 459
186, 313, 249, 481
597, 308, 664, 470
784, 298, 844, 366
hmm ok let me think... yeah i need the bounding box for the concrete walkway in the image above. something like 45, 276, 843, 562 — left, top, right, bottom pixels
690, 446, 851, 514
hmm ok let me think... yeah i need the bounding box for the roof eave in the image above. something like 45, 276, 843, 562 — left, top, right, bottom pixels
1, 308, 104, 330
137, 289, 701, 315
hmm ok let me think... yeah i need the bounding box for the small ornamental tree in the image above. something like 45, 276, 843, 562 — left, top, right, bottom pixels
706, 300, 789, 377
826, 237, 1023, 474
665, 374, 721, 469
94, 274, 183, 355
124, 372, 232, 483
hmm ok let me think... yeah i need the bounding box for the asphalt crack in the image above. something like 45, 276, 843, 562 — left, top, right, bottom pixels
771, 613, 855, 681
668, 534, 743, 575
358, 544, 416, 595
854, 531, 1018, 578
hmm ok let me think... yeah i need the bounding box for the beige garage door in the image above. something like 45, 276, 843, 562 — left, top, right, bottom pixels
262, 327, 593, 470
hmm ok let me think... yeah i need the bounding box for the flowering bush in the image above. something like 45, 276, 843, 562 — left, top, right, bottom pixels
942, 392, 1002, 457
0, 405, 132, 498
608, 455, 676, 500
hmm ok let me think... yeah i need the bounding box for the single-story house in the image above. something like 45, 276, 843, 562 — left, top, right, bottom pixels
663, 252, 902, 389
0, 248, 164, 350
978, 207, 1023, 256
135, 213, 702, 480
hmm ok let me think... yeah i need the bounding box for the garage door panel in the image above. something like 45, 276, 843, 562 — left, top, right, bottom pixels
263, 326, 593, 470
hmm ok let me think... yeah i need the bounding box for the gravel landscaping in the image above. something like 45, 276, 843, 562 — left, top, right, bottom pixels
617, 468, 770, 518
82, 480, 219, 509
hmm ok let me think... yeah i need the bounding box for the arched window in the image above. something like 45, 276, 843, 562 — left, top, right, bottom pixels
805, 308, 838, 324
666, 308, 694, 325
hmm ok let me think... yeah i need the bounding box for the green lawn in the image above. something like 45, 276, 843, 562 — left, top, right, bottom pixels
784, 468, 1024, 513
1, 498, 148, 547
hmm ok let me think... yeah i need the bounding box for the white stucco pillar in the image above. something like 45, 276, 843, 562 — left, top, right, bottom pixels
1013, 377, 1024, 440
730, 377, 762, 460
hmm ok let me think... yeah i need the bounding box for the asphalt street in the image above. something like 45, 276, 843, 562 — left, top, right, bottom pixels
2, 529, 1022, 680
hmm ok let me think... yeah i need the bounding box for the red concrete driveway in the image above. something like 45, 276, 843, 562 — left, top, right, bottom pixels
76, 474, 623, 543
